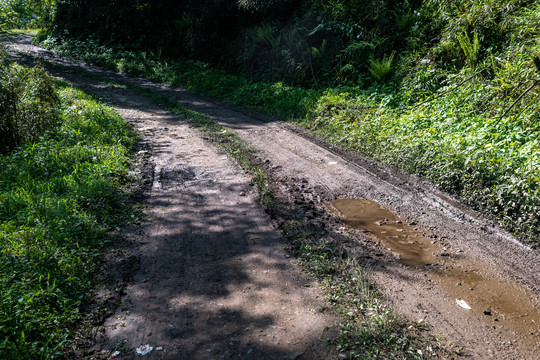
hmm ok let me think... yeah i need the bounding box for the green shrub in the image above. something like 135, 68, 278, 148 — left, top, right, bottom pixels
457, 31, 480, 66
0, 52, 59, 154
0, 0, 56, 30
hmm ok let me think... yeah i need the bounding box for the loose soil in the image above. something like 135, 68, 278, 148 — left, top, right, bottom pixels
2, 35, 540, 359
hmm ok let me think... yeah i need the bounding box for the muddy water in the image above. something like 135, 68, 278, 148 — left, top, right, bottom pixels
328, 198, 540, 351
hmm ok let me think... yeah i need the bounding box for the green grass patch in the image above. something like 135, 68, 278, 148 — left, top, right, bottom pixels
291, 236, 448, 359
0, 74, 137, 358
1, 53, 59, 154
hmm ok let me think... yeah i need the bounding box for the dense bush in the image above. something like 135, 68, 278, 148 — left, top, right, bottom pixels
0, 0, 56, 31
0, 50, 59, 154
51, 0, 243, 62
48, 0, 422, 85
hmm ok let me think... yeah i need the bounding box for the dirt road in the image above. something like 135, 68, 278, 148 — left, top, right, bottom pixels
3, 35, 539, 359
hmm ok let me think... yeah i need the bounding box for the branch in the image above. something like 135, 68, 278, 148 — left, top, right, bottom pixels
493, 79, 540, 127
410, 68, 486, 110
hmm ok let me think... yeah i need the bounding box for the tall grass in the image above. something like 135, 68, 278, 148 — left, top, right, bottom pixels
0, 62, 137, 358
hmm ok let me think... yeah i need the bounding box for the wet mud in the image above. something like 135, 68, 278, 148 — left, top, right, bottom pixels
328, 198, 540, 351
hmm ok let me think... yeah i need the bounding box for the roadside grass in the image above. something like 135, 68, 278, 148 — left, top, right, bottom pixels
291, 236, 447, 359
36, 35, 540, 247
0, 72, 137, 357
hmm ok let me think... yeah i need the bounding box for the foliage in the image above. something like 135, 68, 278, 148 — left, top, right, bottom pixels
51, 0, 242, 62
0, 65, 137, 358
457, 31, 480, 66
368, 51, 396, 81
0, 50, 59, 154
0, 0, 56, 31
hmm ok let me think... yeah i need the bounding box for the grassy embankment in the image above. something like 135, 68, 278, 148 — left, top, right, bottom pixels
37, 1, 540, 248
0, 53, 137, 358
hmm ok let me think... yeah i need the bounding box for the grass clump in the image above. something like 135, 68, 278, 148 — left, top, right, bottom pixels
290, 234, 447, 359
0, 63, 137, 358
368, 52, 396, 81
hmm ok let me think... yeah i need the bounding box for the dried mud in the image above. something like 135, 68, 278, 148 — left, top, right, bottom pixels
3, 35, 539, 360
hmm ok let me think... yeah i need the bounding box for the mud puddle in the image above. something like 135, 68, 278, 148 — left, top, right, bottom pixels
328, 198, 540, 351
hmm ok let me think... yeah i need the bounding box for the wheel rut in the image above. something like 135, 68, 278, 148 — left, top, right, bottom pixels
3, 35, 539, 359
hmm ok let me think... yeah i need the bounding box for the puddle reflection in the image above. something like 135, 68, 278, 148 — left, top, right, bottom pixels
328, 198, 540, 350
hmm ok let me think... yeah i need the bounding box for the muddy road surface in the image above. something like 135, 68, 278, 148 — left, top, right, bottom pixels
3, 35, 540, 359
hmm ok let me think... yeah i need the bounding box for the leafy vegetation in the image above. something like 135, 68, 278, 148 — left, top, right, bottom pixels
0, 58, 137, 358
0, 50, 59, 154
0, 0, 56, 31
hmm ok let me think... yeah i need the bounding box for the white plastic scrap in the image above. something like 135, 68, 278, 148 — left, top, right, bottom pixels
136, 344, 153, 356
456, 299, 471, 310
111, 350, 121, 357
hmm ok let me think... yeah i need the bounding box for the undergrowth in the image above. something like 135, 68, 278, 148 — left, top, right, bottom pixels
0, 65, 137, 358
0, 50, 59, 154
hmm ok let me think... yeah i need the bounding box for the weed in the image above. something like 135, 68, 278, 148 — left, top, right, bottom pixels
368, 51, 396, 81
457, 31, 480, 66
289, 235, 447, 359
0, 55, 59, 154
